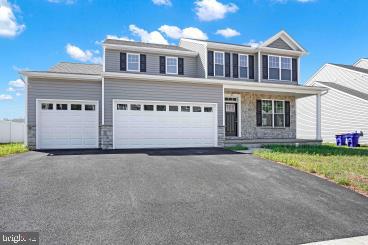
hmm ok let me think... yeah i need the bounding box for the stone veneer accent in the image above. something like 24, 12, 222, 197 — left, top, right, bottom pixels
227, 92, 296, 139
99, 125, 113, 149
217, 126, 225, 147
27, 125, 36, 150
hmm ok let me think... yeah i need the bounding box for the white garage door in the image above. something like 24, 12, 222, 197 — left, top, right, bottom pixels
37, 100, 98, 149
113, 100, 217, 149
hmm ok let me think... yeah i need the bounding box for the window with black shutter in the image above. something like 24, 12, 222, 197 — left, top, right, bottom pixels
249, 55, 255, 79
140, 54, 146, 72
120, 52, 126, 71
232, 53, 238, 78
285, 101, 290, 127
178, 58, 184, 75
256, 100, 262, 127
225, 52, 230, 77
159, 56, 166, 74
262, 55, 268, 80
292, 58, 298, 82
207, 51, 214, 76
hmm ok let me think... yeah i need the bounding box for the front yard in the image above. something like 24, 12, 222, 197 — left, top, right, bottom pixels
254, 144, 368, 196
0, 143, 28, 157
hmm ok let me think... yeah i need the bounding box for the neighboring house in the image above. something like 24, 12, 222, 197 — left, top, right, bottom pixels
297, 58, 368, 144
21, 30, 325, 150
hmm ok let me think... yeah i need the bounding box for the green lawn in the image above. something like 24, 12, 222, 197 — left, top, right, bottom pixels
225, 145, 249, 151
254, 144, 368, 195
0, 143, 28, 157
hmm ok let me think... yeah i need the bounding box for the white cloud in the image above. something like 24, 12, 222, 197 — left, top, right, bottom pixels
47, 0, 76, 4
152, 0, 171, 6
215, 28, 240, 38
129, 24, 168, 45
0, 0, 25, 38
7, 87, 14, 92
159, 25, 208, 40
8, 78, 24, 89
66, 43, 102, 64
0, 94, 12, 100
194, 0, 238, 22
15, 92, 21, 96
245, 39, 263, 48
106, 35, 134, 41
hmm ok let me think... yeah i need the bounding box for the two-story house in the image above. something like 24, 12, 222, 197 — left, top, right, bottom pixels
21, 30, 326, 150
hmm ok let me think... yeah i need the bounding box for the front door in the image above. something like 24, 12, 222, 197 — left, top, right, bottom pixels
225, 102, 238, 136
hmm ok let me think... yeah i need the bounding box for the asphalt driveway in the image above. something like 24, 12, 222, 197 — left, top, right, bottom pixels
1, 148, 367, 245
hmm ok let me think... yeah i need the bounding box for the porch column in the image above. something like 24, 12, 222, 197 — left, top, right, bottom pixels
316, 93, 322, 140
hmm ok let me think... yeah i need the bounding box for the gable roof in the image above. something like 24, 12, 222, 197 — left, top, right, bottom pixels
104, 39, 191, 51
317, 81, 368, 101
330, 63, 368, 75
260, 30, 307, 54
48, 62, 102, 75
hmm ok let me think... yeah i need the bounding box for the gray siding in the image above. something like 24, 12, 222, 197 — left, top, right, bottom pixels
104, 78, 223, 126
267, 38, 293, 50
27, 78, 102, 125
105, 49, 198, 77
179, 40, 207, 78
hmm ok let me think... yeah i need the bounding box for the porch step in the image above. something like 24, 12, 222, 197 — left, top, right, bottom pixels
224, 138, 322, 147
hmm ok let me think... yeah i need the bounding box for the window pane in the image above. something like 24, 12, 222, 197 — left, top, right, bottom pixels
215, 64, 224, 76
127, 54, 139, 71
239, 67, 248, 78
167, 57, 177, 66
214, 52, 224, 65
281, 69, 291, 81
167, 65, 177, 74
71, 104, 82, 110
239, 55, 248, 67
169, 105, 178, 111
130, 104, 141, 111
204, 107, 213, 112
262, 114, 273, 127
42, 103, 53, 110
128, 62, 139, 71
262, 100, 272, 113
181, 106, 190, 112
57, 104, 67, 110
269, 56, 279, 68
156, 105, 166, 111
117, 104, 127, 110
85, 105, 95, 111
274, 101, 284, 113
274, 114, 284, 127
144, 105, 154, 111
193, 106, 201, 112
269, 68, 280, 80
281, 57, 291, 69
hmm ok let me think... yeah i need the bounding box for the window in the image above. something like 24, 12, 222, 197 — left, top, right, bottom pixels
85, 105, 95, 111
71, 104, 82, 110
268, 56, 292, 81
156, 105, 166, 111
166, 57, 178, 75
117, 104, 127, 110
181, 106, 190, 112
214, 51, 224, 76
127, 53, 140, 71
41, 103, 53, 110
204, 107, 213, 112
281, 57, 292, 81
169, 105, 178, 111
239, 54, 248, 78
130, 104, 141, 111
56, 104, 67, 110
144, 105, 154, 111
193, 106, 201, 112
274, 101, 285, 127
261, 100, 273, 127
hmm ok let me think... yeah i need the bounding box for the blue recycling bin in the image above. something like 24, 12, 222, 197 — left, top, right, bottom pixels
346, 133, 361, 147
335, 134, 347, 146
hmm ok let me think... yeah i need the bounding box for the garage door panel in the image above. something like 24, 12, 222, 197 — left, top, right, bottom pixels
37, 100, 98, 149
113, 100, 217, 149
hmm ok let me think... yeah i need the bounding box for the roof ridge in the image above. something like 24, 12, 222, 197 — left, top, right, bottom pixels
317, 81, 368, 101
57, 61, 102, 66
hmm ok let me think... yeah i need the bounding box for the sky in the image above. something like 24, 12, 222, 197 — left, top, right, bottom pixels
0, 0, 367, 120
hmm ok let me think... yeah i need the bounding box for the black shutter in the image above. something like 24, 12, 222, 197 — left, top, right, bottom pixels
256, 100, 262, 127
225, 52, 231, 77
232, 53, 238, 78
159, 56, 166, 74
120, 52, 126, 71
262, 55, 268, 80
207, 51, 214, 76
178, 58, 184, 75
292, 58, 298, 82
140, 54, 146, 72
249, 55, 255, 79
285, 101, 290, 127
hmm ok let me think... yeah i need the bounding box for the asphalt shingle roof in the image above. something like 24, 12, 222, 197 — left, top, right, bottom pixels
330, 64, 368, 75
104, 39, 191, 51
48, 62, 102, 75
317, 81, 368, 101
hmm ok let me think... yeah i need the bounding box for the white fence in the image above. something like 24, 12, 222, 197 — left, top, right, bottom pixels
0, 120, 25, 143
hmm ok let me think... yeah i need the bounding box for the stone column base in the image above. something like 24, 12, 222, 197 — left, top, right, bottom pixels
99, 125, 113, 150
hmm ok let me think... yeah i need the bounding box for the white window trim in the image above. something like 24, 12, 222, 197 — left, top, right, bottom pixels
214, 51, 225, 77
268, 55, 292, 82
273, 100, 285, 128
261, 99, 286, 128
238, 54, 249, 79
225, 94, 241, 137
127, 53, 140, 72
166, 56, 178, 75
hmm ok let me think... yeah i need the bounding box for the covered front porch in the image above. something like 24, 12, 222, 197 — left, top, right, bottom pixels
222, 82, 326, 147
